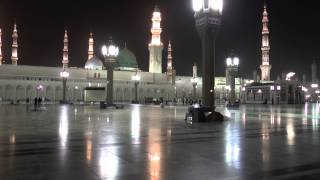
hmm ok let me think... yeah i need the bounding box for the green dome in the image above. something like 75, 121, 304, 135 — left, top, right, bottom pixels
116, 47, 138, 71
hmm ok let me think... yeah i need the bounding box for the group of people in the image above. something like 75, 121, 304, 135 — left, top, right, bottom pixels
182, 98, 201, 106
26, 97, 43, 110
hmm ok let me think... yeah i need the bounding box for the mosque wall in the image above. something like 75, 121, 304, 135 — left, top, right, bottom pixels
0, 65, 243, 104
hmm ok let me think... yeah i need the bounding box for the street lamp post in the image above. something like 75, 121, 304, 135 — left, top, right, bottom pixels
132, 71, 141, 104
226, 56, 239, 106
102, 38, 119, 106
60, 70, 70, 104
192, 0, 223, 107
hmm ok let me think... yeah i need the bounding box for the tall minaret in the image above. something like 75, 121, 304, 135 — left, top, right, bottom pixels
260, 4, 272, 81
148, 5, 164, 74
193, 63, 198, 78
88, 32, 94, 60
0, 28, 2, 65
62, 30, 69, 69
11, 23, 18, 65
166, 41, 173, 76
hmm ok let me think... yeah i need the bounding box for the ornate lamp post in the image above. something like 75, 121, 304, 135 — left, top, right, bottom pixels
192, 0, 223, 107
191, 77, 198, 100
226, 55, 239, 106
131, 71, 141, 104
102, 38, 119, 106
270, 84, 281, 104
60, 70, 70, 104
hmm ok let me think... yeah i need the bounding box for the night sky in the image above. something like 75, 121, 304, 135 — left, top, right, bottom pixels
0, 0, 319, 80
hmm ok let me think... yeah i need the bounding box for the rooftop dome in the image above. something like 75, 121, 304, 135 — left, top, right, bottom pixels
85, 56, 104, 70
116, 46, 138, 71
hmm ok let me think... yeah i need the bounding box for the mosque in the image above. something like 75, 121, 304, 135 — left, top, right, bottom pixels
0, 5, 316, 104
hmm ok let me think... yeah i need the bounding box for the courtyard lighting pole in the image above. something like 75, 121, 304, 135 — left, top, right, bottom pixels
226, 56, 239, 106
102, 38, 119, 106
132, 71, 141, 104
192, 0, 223, 107
60, 70, 70, 104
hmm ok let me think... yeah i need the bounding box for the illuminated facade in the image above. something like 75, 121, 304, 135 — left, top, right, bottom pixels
260, 5, 272, 81
11, 23, 18, 66
148, 6, 163, 74
62, 30, 69, 69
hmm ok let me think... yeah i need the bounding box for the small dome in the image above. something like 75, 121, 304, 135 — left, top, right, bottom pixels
85, 56, 104, 70
116, 46, 138, 71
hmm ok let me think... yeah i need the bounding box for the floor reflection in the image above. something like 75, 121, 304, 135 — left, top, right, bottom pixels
312, 103, 319, 130
224, 124, 241, 169
131, 106, 141, 144
99, 135, 119, 179
59, 106, 69, 148
148, 129, 162, 180
99, 149, 119, 179
1, 104, 320, 180
286, 118, 296, 146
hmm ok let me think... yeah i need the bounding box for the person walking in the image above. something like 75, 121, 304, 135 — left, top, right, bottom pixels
38, 97, 42, 107
26, 98, 30, 111
34, 97, 38, 110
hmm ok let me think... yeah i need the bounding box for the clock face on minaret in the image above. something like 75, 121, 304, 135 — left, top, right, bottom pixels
260, 4, 272, 81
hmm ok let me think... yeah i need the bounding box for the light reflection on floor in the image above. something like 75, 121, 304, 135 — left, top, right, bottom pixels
0, 103, 319, 179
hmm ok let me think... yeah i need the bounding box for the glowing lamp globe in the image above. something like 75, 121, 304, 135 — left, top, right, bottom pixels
102, 44, 119, 58
192, 0, 223, 13
191, 78, 198, 84
226, 58, 232, 66
233, 57, 239, 66
60, 71, 70, 78
102, 37, 119, 59
132, 74, 141, 81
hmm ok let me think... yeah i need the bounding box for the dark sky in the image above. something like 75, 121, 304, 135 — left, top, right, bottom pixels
0, 0, 319, 80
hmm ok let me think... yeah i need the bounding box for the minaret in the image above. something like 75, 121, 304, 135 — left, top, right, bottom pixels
193, 63, 198, 78
166, 41, 173, 76
302, 74, 307, 85
0, 28, 2, 65
148, 5, 164, 74
88, 32, 94, 60
11, 23, 18, 65
312, 61, 318, 83
260, 4, 272, 81
62, 30, 69, 69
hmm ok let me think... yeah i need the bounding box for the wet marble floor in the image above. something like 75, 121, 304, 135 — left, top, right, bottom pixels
0, 103, 320, 180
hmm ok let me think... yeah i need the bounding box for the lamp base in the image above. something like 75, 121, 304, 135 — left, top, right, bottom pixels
59, 100, 69, 105
185, 106, 224, 123
100, 102, 124, 109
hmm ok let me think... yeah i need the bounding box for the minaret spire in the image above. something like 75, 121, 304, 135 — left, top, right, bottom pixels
148, 5, 164, 73
0, 28, 2, 65
193, 63, 198, 78
11, 22, 18, 65
62, 29, 69, 69
167, 41, 173, 74
88, 32, 94, 60
260, 3, 272, 81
